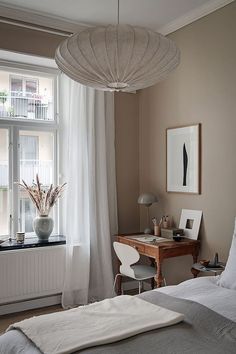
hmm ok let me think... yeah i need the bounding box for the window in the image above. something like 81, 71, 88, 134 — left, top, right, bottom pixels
19, 130, 54, 233
0, 70, 53, 121
0, 64, 58, 239
0, 128, 9, 236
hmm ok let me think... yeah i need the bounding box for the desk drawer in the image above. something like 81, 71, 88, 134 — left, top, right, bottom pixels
132, 243, 145, 253
118, 238, 145, 254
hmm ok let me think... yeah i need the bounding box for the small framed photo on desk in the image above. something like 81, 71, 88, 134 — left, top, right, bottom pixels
179, 209, 202, 240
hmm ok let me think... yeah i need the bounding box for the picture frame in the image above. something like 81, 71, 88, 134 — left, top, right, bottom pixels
166, 124, 201, 194
179, 209, 202, 240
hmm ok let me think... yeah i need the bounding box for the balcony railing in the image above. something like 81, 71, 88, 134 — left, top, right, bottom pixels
0, 91, 53, 121
0, 160, 53, 187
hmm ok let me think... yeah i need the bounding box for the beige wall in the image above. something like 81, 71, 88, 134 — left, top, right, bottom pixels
139, 2, 236, 284
0, 22, 63, 58
115, 92, 140, 233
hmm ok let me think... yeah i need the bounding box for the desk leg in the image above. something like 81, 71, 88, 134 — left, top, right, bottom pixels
192, 252, 198, 264
191, 268, 200, 278
155, 259, 163, 288
117, 275, 122, 295
149, 257, 156, 289
192, 249, 199, 278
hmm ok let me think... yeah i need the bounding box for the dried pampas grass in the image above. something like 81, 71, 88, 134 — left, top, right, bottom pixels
16, 174, 66, 216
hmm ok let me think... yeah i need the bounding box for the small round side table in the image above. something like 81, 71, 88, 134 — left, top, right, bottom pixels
191, 262, 225, 278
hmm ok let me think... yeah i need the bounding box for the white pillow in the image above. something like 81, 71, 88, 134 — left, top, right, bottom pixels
217, 217, 236, 289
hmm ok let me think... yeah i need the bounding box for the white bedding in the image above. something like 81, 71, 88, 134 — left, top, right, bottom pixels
1, 277, 236, 354
156, 276, 236, 322
8, 295, 183, 354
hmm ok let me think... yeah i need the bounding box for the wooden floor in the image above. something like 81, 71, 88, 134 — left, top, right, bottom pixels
0, 305, 63, 334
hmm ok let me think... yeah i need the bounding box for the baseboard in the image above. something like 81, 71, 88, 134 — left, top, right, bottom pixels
0, 282, 151, 316
0, 294, 61, 316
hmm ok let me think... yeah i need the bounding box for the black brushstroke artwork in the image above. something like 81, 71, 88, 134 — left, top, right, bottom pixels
183, 143, 188, 186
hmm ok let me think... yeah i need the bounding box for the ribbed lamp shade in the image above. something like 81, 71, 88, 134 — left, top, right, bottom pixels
55, 25, 180, 92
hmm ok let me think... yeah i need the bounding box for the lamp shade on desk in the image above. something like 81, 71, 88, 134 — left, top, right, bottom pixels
138, 193, 158, 233
138, 193, 158, 207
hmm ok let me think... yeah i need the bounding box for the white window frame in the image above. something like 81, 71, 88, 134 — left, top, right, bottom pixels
0, 61, 59, 239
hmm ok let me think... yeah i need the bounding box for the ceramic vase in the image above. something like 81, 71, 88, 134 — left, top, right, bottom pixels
33, 215, 54, 241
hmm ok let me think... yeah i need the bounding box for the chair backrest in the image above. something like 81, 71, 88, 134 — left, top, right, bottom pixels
113, 241, 140, 278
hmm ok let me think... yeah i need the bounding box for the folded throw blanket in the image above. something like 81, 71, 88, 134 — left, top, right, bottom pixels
8, 295, 184, 354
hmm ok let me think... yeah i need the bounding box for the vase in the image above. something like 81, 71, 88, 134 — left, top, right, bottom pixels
33, 215, 54, 241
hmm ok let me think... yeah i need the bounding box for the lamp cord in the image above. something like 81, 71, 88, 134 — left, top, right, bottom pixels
117, 0, 120, 24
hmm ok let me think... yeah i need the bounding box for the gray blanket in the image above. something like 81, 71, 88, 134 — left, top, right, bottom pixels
0, 291, 236, 354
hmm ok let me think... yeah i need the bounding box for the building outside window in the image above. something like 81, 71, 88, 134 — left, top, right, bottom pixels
0, 71, 53, 121
0, 63, 58, 238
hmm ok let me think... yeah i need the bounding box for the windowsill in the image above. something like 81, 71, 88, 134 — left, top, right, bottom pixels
0, 235, 66, 251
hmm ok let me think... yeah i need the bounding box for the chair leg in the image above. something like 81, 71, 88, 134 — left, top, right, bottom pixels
138, 281, 142, 294
151, 276, 166, 289
113, 274, 122, 296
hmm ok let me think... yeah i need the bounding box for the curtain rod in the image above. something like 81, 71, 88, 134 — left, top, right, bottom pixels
0, 16, 72, 37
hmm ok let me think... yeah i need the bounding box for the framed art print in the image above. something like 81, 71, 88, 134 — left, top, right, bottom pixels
166, 124, 201, 194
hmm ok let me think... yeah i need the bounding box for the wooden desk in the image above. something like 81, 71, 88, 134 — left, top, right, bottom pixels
116, 234, 200, 293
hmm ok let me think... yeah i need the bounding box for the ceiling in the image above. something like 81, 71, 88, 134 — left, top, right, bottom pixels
0, 0, 233, 34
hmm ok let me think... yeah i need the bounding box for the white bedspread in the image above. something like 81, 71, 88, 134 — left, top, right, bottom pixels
157, 276, 236, 322
8, 295, 184, 354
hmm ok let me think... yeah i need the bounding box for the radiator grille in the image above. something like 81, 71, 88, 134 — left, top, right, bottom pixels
0, 246, 65, 304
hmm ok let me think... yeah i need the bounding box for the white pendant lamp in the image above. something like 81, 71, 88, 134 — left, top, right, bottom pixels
55, 1, 180, 92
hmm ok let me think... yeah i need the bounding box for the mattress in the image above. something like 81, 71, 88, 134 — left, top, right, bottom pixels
157, 275, 236, 322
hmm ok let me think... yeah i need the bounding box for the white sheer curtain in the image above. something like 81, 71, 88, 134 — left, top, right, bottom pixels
59, 74, 117, 308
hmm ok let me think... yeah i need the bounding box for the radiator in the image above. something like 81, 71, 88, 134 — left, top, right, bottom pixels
0, 246, 66, 304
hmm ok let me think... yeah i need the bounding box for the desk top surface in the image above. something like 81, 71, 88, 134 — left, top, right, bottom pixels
116, 233, 199, 248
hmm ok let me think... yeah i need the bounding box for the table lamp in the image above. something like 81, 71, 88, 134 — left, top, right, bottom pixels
138, 193, 158, 234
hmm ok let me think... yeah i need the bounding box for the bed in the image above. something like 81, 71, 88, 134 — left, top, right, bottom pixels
157, 275, 236, 322
1, 219, 236, 353
0, 275, 236, 354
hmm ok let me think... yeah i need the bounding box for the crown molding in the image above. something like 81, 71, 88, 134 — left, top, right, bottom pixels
0, 1, 88, 34
0, 0, 234, 37
158, 0, 234, 35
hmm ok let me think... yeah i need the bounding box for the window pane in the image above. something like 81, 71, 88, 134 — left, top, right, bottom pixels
0, 70, 54, 121
25, 80, 37, 94
11, 78, 23, 93
20, 135, 39, 161
0, 129, 9, 237
19, 130, 54, 234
